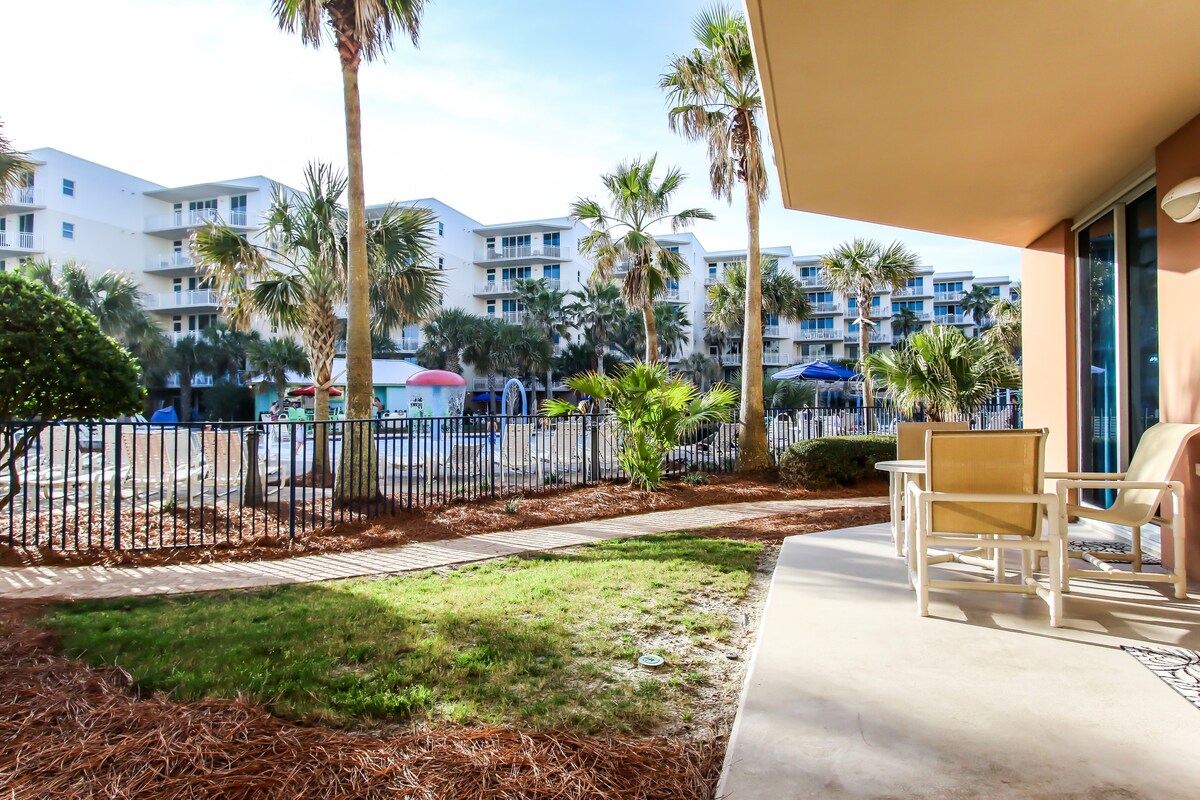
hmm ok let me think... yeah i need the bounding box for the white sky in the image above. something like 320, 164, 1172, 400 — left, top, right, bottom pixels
3, 0, 1020, 277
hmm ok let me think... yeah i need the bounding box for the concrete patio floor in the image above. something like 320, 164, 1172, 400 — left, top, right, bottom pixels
718, 523, 1200, 800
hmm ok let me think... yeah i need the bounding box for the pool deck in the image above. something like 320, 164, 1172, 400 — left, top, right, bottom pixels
718, 523, 1200, 799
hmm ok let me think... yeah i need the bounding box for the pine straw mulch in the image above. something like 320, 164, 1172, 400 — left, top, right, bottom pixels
1, 474, 888, 568
0, 606, 724, 800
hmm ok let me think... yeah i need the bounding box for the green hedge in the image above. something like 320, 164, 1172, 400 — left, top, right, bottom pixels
778, 435, 896, 489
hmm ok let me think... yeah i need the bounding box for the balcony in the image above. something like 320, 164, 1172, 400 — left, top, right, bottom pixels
808, 302, 843, 315
145, 209, 250, 238
145, 252, 198, 276
934, 313, 972, 325
933, 290, 965, 303
0, 185, 44, 214
501, 311, 527, 325
844, 329, 892, 343
658, 287, 689, 303
473, 244, 567, 265
796, 327, 842, 341
847, 304, 891, 319
163, 372, 215, 388
763, 324, 788, 337
474, 278, 560, 296
892, 285, 931, 298
0, 230, 43, 256
762, 351, 786, 365
398, 337, 419, 352
168, 330, 202, 345
720, 353, 742, 366
145, 290, 220, 313
797, 274, 828, 288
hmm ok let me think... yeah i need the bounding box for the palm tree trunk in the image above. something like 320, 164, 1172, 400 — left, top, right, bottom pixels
336, 57, 378, 503
179, 376, 193, 424
738, 189, 770, 472
545, 368, 554, 411
859, 291, 873, 433
487, 369, 496, 415
643, 299, 658, 365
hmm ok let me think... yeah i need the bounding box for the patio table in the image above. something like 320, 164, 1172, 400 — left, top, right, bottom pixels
874, 459, 925, 558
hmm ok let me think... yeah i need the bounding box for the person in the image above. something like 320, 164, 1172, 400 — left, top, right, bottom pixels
372, 395, 384, 418
1008, 394, 1020, 429
269, 399, 281, 422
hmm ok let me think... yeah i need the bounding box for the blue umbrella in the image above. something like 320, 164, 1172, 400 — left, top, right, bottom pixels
771, 360, 858, 381
771, 360, 859, 408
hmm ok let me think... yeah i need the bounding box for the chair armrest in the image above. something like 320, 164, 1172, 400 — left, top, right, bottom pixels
915, 491, 1058, 505
1044, 471, 1124, 480
1053, 478, 1181, 492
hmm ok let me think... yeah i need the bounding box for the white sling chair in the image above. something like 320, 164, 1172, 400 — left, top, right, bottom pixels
1048, 422, 1200, 599
906, 428, 1064, 627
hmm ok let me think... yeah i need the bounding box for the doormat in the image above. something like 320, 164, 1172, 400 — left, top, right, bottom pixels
1069, 540, 1160, 566
1122, 645, 1200, 710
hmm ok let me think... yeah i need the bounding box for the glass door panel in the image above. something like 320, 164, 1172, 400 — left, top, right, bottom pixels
1125, 190, 1159, 449
1078, 213, 1118, 506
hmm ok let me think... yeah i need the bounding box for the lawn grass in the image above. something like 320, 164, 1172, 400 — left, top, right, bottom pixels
43, 534, 761, 734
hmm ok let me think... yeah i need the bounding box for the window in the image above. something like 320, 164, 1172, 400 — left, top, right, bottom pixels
486, 301, 496, 316
905, 277, 923, 289
894, 300, 924, 312
801, 317, 833, 330
808, 291, 833, 305
62, 179, 75, 197
543, 231, 560, 247
933, 281, 963, 293
438, 257, 444, 270
501, 234, 531, 250
502, 266, 532, 282
0, 261, 5, 273
847, 296, 881, 311
229, 195, 247, 225
543, 264, 560, 280
61, 222, 74, 240
438, 221, 444, 237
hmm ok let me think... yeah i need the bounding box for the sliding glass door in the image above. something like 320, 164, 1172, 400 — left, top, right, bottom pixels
1076, 187, 1159, 507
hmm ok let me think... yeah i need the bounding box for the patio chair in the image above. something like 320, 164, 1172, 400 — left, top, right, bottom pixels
906, 428, 1064, 626
887, 422, 970, 555
493, 421, 543, 484
198, 428, 258, 497
121, 429, 204, 505
1048, 422, 1200, 599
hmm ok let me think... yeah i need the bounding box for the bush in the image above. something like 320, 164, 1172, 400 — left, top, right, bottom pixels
204, 381, 255, 421
778, 435, 896, 490
681, 471, 711, 486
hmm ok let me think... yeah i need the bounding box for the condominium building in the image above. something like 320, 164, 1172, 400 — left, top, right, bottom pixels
3, 147, 1016, 403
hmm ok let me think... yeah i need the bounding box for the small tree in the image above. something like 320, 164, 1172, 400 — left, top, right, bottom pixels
544, 362, 736, 491
0, 273, 144, 510
863, 325, 1020, 421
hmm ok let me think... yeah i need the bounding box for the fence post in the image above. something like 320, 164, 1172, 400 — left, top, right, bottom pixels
589, 414, 601, 483
112, 422, 123, 551
243, 428, 264, 507
488, 415, 497, 498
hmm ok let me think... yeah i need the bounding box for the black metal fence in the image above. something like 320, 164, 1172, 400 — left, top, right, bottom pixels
0, 404, 1019, 552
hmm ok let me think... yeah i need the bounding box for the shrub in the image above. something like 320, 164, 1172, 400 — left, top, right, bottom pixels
681, 471, 711, 486
204, 380, 255, 421
778, 435, 896, 490
503, 496, 521, 515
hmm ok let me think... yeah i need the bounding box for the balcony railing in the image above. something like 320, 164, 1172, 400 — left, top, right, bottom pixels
808, 302, 842, 315
797, 328, 842, 341
847, 305, 891, 319
720, 354, 742, 366
502, 311, 527, 325
762, 352, 785, 365
398, 337, 419, 351
169, 330, 201, 344
797, 274, 828, 288
475, 278, 560, 295
145, 209, 248, 231
475, 244, 566, 262
934, 313, 971, 325
9, 186, 37, 206
892, 285, 930, 298
164, 372, 215, 388
146, 252, 196, 271
762, 324, 784, 337
933, 290, 965, 303
145, 290, 220, 310
659, 287, 688, 302
0, 231, 42, 251
844, 330, 891, 343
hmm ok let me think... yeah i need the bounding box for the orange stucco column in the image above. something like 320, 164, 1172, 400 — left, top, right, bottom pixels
1155, 117, 1200, 574
1020, 221, 1077, 474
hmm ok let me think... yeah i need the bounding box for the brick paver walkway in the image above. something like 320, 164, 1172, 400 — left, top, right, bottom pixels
0, 497, 885, 601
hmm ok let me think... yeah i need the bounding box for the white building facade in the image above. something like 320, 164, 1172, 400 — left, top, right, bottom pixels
4, 148, 1017, 404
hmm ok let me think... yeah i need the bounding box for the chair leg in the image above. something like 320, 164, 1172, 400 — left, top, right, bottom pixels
1047, 540, 1063, 627
994, 535, 1005, 584
916, 501, 930, 617
1172, 491, 1188, 600
1021, 548, 1034, 594
1131, 525, 1142, 572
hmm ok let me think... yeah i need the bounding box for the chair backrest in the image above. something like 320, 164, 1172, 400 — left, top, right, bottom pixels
500, 422, 534, 465
926, 429, 1047, 537
1110, 422, 1200, 523
200, 429, 244, 486
897, 421, 969, 460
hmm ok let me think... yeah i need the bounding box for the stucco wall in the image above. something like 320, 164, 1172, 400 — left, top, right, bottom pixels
1154, 115, 1200, 571
1020, 221, 1077, 473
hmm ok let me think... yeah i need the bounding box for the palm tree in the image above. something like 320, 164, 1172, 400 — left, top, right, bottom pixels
864, 325, 1020, 421
570, 156, 712, 364
0, 120, 34, 203
663, 4, 770, 471
168, 335, 206, 423
247, 336, 310, 410
655, 304, 691, 362
820, 238, 920, 430
961, 284, 997, 331
274, 0, 427, 438
566, 281, 624, 375
985, 290, 1022, 357
762, 375, 814, 410
707, 257, 811, 348
508, 326, 554, 407
516, 278, 572, 406
416, 307, 480, 372
193, 162, 440, 483
676, 351, 721, 390
891, 307, 922, 341
198, 323, 259, 382
18, 259, 168, 370
462, 318, 519, 415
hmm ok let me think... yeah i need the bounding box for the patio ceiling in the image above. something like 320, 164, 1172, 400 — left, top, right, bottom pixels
745, 0, 1200, 247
